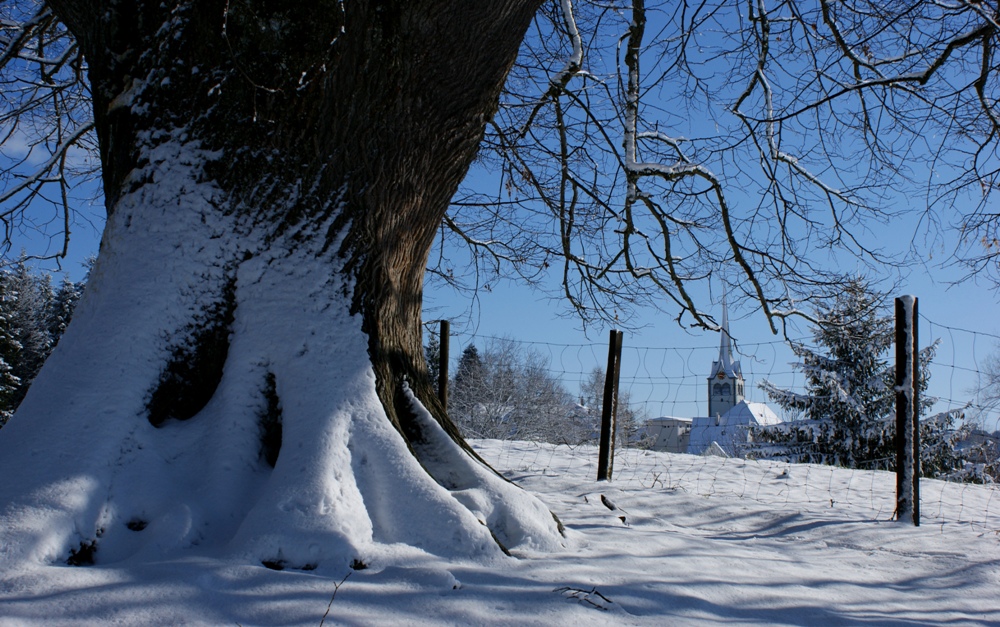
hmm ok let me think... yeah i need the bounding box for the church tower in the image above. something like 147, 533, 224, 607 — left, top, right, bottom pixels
707, 297, 744, 417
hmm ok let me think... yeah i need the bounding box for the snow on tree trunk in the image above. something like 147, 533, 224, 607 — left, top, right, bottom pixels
0, 0, 564, 571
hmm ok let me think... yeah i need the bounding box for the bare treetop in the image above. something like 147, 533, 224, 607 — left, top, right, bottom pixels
5, 0, 1000, 323
439, 0, 1000, 331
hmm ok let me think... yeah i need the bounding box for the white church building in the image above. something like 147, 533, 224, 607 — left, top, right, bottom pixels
646, 301, 782, 456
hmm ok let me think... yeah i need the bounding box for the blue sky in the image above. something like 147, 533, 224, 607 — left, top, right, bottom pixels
424, 253, 1000, 432
428, 296, 999, 433
6, 169, 998, 432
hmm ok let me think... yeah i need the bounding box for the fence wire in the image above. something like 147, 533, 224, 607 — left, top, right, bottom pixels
435, 311, 1000, 439
428, 312, 1000, 527
921, 314, 1000, 433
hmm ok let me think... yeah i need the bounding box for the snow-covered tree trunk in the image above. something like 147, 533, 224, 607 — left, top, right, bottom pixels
0, 0, 565, 571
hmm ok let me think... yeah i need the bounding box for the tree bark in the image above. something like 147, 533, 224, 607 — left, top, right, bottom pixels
0, 0, 564, 571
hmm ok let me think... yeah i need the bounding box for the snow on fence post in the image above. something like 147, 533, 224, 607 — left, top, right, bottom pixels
438, 319, 450, 409
895, 296, 920, 526
597, 329, 624, 481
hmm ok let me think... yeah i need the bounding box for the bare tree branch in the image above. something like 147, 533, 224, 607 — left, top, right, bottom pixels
435, 0, 1000, 332
0, 0, 97, 266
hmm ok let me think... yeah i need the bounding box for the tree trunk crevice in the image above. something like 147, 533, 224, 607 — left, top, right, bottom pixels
147, 276, 237, 427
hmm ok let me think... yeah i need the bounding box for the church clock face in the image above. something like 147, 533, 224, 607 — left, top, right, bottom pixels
717, 372, 725, 379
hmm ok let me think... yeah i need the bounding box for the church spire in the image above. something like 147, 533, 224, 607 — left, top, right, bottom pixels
718, 294, 734, 372
709, 294, 741, 380
708, 292, 744, 417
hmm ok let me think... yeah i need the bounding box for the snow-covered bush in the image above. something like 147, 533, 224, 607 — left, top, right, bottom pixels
448, 339, 576, 442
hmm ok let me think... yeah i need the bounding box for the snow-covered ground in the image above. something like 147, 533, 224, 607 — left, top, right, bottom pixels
2, 440, 998, 626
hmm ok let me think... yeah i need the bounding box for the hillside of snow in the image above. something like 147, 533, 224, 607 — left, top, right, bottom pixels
1, 440, 998, 625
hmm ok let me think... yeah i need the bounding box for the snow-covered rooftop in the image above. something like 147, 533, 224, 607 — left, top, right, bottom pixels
725, 400, 782, 426
647, 416, 693, 424
688, 400, 783, 456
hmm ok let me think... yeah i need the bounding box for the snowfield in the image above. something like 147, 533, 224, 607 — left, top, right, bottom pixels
1, 440, 998, 626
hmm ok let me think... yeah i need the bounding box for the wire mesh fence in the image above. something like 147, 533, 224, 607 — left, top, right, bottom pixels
921, 314, 1000, 433
432, 309, 1000, 445
427, 308, 1000, 530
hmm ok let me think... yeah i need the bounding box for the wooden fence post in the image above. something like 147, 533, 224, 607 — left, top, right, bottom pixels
438, 319, 449, 409
895, 296, 920, 526
597, 329, 624, 481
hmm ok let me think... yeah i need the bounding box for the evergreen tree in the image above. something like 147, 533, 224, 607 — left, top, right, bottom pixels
449, 345, 487, 436
757, 279, 893, 467
1, 262, 53, 411
47, 276, 84, 344
0, 302, 22, 427
0, 258, 87, 422
755, 279, 965, 475
453, 345, 485, 388
424, 332, 441, 391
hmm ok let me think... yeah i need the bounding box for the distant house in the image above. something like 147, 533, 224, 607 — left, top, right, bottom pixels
646, 296, 783, 456
644, 416, 692, 453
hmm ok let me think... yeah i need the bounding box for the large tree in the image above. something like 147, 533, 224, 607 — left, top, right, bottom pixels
757, 279, 896, 467
4, 0, 1000, 571
0, 0, 567, 571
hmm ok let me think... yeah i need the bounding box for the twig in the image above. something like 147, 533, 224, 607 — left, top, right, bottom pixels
318, 571, 352, 627
554, 585, 613, 610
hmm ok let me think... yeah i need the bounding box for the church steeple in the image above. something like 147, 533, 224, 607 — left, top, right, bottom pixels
708, 294, 744, 417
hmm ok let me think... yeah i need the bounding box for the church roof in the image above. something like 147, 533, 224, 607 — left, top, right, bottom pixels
686, 401, 783, 456
724, 401, 782, 426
